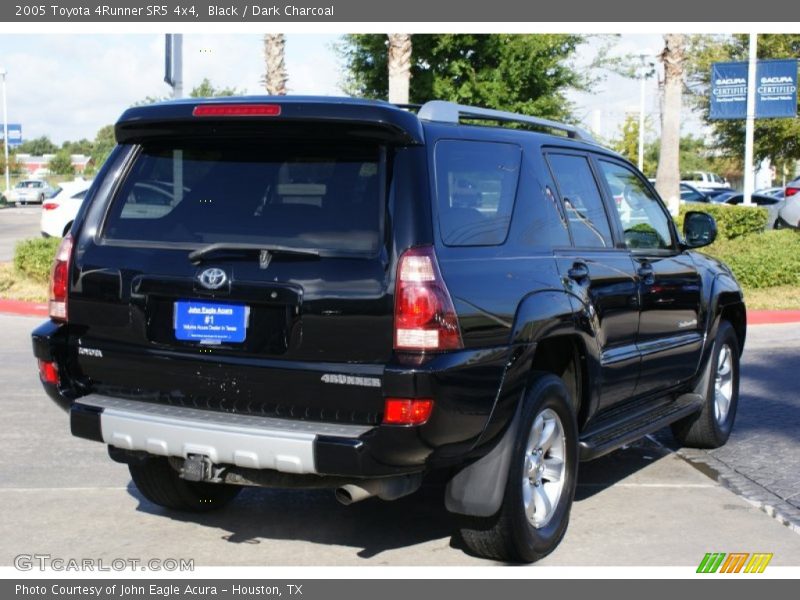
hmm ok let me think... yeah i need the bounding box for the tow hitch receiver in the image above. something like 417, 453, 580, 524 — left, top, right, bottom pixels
180, 454, 214, 482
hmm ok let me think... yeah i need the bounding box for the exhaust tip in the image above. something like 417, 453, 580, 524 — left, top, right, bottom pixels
334, 487, 355, 506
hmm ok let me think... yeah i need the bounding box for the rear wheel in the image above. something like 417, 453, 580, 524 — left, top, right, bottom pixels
671, 320, 740, 448
128, 457, 241, 512
458, 373, 578, 563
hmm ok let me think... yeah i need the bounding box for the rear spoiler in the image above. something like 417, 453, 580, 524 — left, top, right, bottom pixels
115, 96, 426, 146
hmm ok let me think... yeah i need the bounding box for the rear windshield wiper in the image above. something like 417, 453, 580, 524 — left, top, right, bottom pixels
188, 243, 320, 264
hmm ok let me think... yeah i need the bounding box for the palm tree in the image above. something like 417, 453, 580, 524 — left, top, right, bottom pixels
387, 34, 412, 104
263, 34, 288, 95
655, 34, 685, 216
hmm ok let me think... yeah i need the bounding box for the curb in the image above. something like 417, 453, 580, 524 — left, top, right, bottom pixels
0, 299, 48, 318
748, 310, 800, 325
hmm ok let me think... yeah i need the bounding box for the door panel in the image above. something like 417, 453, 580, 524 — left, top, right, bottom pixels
556, 251, 640, 409
633, 253, 703, 395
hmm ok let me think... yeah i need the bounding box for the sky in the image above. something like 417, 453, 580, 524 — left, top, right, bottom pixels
0, 33, 698, 147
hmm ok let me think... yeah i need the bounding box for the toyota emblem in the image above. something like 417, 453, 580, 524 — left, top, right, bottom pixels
197, 267, 228, 290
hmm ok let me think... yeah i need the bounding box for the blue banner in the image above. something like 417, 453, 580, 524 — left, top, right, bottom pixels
710, 59, 798, 120
756, 59, 798, 118
710, 62, 749, 119
0, 123, 22, 147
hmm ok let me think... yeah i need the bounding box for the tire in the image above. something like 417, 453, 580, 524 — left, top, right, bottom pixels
671, 320, 740, 448
458, 373, 579, 563
38, 194, 44, 204
128, 457, 241, 512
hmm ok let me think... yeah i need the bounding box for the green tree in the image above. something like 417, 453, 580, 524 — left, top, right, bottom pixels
189, 78, 244, 98
686, 34, 800, 169
339, 34, 593, 121
61, 138, 93, 156
611, 114, 658, 176
16, 136, 58, 155
92, 125, 116, 170
48, 150, 75, 176
0, 152, 23, 176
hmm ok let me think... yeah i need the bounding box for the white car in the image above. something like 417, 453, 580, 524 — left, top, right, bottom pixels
777, 180, 800, 229
40, 180, 92, 238
8, 179, 58, 205
681, 171, 730, 190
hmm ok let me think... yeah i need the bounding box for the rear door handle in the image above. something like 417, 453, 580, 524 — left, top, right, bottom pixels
568, 262, 590, 283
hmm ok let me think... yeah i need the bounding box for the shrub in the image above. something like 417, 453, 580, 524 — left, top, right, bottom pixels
704, 229, 800, 288
13, 237, 61, 284
678, 202, 768, 240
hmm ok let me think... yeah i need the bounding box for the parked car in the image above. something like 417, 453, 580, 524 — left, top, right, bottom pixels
680, 182, 712, 203
31, 97, 745, 563
718, 193, 784, 228
776, 192, 800, 229
755, 186, 785, 199
7, 179, 58, 205
40, 180, 93, 238
682, 171, 730, 190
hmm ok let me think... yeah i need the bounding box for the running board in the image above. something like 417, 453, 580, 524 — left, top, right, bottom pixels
579, 393, 703, 460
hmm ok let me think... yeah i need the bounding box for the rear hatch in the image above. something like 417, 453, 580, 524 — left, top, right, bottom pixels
67, 102, 425, 425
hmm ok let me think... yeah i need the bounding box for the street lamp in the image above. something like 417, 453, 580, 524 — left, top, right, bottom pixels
0, 67, 9, 195
637, 54, 655, 173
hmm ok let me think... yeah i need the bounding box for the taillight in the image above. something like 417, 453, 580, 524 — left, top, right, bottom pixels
383, 398, 434, 426
37, 359, 59, 385
49, 234, 73, 321
192, 104, 281, 117
394, 246, 462, 352
42, 202, 59, 210
786, 187, 800, 198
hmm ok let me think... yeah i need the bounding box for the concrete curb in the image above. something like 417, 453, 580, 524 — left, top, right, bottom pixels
0, 299, 48, 318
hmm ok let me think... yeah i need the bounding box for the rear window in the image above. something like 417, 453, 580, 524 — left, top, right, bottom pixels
101, 141, 384, 256
434, 140, 521, 246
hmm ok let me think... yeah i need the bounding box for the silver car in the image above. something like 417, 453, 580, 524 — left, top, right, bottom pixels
8, 179, 58, 206
777, 178, 800, 229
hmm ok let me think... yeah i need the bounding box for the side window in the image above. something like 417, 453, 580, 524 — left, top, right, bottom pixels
546, 153, 613, 248
598, 160, 674, 251
434, 140, 521, 246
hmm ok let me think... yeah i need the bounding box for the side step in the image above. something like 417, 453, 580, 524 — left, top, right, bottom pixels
579, 394, 703, 460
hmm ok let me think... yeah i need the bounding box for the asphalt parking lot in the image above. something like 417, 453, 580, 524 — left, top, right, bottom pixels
0, 205, 42, 262
1, 314, 799, 567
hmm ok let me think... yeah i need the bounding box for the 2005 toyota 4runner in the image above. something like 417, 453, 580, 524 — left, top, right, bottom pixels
32, 97, 744, 562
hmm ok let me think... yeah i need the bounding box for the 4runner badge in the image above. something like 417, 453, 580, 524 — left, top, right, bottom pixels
321, 374, 381, 388
197, 267, 228, 290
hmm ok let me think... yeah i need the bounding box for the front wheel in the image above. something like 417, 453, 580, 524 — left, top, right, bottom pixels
458, 373, 579, 563
671, 320, 740, 448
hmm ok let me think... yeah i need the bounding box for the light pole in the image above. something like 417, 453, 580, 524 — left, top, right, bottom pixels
1, 67, 9, 194
637, 54, 654, 173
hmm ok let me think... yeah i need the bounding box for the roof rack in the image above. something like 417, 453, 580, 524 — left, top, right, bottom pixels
417, 100, 595, 142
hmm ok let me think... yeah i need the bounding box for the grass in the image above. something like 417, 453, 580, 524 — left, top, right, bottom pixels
742, 286, 800, 310
0, 263, 48, 302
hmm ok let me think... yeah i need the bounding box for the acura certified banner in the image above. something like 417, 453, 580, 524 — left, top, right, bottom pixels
711, 59, 798, 120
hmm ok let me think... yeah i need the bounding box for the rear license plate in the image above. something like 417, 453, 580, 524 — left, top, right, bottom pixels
174, 301, 249, 344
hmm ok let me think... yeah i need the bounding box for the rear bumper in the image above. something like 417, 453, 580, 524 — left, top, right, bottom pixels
33, 320, 513, 477
71, 394, 372, 475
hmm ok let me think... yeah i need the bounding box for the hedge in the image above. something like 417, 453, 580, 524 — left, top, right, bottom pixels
13, 237, 61, 284
704, 229, 800, 289
678, 202, 768, 240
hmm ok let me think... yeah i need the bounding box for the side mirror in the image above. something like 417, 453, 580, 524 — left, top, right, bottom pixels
683, 211, 717, 248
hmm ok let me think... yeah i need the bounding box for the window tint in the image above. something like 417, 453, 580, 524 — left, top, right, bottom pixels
102, 142, 383, 256
546, 154, 612, 248
435, 140, 521, 246
599, 161, 673, 251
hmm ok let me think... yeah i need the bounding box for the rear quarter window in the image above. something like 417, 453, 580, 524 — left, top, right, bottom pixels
434, 140, 521, 246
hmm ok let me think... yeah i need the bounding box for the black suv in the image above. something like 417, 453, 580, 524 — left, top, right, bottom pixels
31, 97, 745, 563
